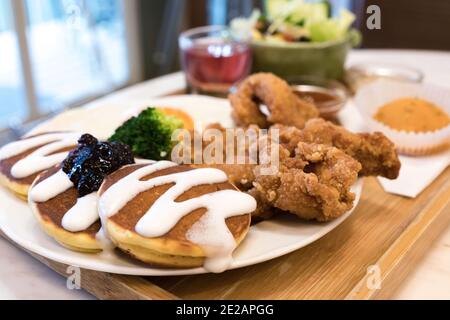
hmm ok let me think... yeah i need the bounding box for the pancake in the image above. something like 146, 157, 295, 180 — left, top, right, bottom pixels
28, 166, 102, 253
98, 162, 256, 271
0, 132, 78, 199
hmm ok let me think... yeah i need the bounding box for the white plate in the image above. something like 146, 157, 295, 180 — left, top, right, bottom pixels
0, 95, 362, 276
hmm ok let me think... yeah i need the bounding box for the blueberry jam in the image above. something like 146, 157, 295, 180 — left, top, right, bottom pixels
62, 134, 134, 197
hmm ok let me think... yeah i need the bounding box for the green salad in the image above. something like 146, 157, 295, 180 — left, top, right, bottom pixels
231, 0, 358, 44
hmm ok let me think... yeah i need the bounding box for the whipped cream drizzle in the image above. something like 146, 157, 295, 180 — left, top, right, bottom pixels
29, 169, 73, 202
30, 169, 99, 233
62, 192, 99, 232
0, 132, 80, 179
98, 161, 257, 273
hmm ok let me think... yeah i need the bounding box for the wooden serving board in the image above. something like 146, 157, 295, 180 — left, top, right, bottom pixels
2, 166, 450, 300
1, 76, 450, 299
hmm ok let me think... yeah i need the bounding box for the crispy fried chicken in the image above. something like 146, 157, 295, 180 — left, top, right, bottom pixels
229, 73, 319, 129
175, 118, 399, 222
273, 118, 401, 179
250, 141, 361, 221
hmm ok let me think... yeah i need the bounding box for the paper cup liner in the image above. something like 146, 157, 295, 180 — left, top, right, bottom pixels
354, 79, 450, 156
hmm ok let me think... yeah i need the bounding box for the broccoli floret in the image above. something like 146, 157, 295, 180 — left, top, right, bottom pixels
108, 107, 184, 160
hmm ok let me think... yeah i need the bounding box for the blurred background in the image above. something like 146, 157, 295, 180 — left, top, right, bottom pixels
1, 0, 449, 138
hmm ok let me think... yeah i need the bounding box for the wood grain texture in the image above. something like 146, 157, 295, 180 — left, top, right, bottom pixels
348, 176, 450, 300
149, 168, 450, 299
2, 168, 449, 299
0, 231, 177, 300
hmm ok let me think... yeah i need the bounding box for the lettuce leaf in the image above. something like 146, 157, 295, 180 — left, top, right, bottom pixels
265, 0, 356, 42
308, 9, 356, 42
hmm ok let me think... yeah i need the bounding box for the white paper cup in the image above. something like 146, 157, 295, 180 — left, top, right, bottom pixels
354, 79, 450, 155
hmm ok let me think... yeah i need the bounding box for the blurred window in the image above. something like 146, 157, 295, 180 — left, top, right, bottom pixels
0, 0, 28, 127
0, 0, 139, 129
25, 0, 129, 112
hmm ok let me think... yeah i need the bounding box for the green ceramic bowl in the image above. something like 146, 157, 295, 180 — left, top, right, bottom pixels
251, 36, 352, 80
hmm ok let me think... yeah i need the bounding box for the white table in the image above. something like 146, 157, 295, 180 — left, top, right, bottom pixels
1, 49, 450, 300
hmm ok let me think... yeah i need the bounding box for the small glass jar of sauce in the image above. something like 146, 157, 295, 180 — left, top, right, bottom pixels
291, 84, 348, 120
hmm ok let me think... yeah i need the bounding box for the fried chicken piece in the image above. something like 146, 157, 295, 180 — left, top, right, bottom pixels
176, 123, 362, 222
272, 118, 401, 179
251, 142, 361, 222
198, 163, 256, 190
229, 73, 319, 129
247, 187, 277, 222
185, 123, 260, 190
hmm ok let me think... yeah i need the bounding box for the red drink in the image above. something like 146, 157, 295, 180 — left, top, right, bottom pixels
179, 26, 252, 95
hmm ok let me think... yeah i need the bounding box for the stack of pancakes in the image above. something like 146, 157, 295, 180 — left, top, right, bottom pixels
29, 166, 103, 253
26, 163, 252, 268
98, 164, 251, 268
0, 108, 255, 271
0, 133, 76, 199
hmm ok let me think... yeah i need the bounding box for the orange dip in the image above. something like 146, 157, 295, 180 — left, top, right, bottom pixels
374, 97, 450, 132
159, 107, 194, 130
295, 91, 339, 105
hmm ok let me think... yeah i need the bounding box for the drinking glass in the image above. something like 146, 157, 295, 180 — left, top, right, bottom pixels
179, 25, 252, 96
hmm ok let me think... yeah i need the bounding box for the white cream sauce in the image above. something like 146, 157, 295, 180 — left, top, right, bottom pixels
62, 192, 99, 232
95, 227, 115, 251
30, 169, 99, 233
98, 161, 256, 273
0, 132, 80, 179
29, 169, 73, 202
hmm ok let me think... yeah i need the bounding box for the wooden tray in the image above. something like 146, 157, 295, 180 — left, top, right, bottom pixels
1, 80, 450, 299
2, 166, 449, 300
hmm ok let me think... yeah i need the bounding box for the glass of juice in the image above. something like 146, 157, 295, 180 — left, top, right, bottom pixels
179, 25, 252, 96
